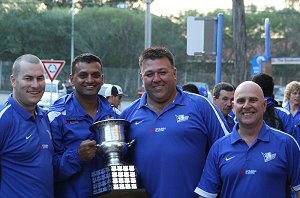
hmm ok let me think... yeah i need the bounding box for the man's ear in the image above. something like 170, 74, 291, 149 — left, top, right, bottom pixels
10, 75, 16, 88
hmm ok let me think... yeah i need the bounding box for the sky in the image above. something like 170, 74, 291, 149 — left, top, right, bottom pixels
150, 0, 286, 16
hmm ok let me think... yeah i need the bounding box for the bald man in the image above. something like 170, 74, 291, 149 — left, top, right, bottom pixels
195, 81, 300, 198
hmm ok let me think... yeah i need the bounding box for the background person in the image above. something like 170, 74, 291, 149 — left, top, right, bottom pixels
0, 54, 54, 197
105, 84, 124, 115
195, 81, 300, 198
120, 46, 230, 198
47, 53, 116, 197
284, 81, 300, 144
182, 83, 200, 94
212, 82, 235, 130
252, 73, 295, 138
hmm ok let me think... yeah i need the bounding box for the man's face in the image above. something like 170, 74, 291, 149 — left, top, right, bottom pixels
10, 60, 45, 110
233, 83, 266, 129
213, 90, 234, 117
110, 95, 122, 107
70, 61, 103, 97
140, 57, 177, 104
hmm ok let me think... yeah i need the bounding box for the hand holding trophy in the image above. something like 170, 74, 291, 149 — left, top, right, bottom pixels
89, 119, 148, 198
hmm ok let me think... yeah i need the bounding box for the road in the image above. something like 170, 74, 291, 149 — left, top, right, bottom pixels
0, 91, 133, 111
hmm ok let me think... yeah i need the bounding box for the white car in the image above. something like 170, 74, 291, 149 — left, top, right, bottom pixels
38, 79, 67, 111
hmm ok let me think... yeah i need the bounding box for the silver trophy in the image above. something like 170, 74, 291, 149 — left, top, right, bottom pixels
89, 119, 146, 197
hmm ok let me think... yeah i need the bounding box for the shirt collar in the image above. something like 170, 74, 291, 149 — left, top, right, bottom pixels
230, 122, 270, 144
8, 94, 43, 120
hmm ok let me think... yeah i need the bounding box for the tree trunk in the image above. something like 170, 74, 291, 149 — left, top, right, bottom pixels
232, 0, 247, 86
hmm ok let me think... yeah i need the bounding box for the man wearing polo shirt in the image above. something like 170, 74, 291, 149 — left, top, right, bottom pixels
195, 81, 300, 198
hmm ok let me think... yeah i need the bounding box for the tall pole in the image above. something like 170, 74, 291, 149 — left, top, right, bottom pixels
265, 18, 270, 60
145, 0, 151, 49
70, 0, 75, 74
215, 13, 223, 84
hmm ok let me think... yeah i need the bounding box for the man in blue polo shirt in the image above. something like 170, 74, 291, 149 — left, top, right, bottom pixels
0, 54, 54, 197
47, 53, 116, 197
212, 82, 235, 131
195, 81, 300, 198
120, 46, 230, 198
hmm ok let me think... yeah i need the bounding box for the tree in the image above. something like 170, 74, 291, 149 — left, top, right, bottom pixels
232, 0, 247, 86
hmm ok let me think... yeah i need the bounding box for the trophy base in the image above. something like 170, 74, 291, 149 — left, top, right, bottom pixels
91, 189, 148, 198
91, 165, 145, 197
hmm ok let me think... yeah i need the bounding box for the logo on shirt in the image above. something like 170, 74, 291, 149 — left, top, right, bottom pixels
261, 152, 276, 162
135, 120, 144, 125
240, 170, 257, 175
225, 156, 236, 161
26, 134, 33, 140
65, 120, 80, 124
175, 114, 189, 123
149, 127, 167, 133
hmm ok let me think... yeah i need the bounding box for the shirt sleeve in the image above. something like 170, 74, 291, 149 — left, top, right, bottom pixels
194, 142, 221, 197
286, 136, 300, 191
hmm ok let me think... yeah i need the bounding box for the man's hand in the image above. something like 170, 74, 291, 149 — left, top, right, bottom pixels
78, 140, 97, 161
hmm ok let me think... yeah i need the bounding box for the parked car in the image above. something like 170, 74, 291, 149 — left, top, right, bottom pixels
38, 79, 67, 111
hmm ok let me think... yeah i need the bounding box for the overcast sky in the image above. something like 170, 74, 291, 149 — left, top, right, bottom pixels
150, 0, 286, 16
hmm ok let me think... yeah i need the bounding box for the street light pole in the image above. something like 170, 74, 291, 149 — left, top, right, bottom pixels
145, 0, 151, 49
70, 0, 75, 74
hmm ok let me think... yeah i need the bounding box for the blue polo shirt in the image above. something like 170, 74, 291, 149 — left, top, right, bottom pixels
284, 103, 300, 144
225, 114, 235, 131
47, 93, 116, 198
120, 87, 230, 198
0, 95, 54, 198
195, 123, 300, 198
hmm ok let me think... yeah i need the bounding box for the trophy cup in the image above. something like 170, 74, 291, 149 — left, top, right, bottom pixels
89, 119, 148, 198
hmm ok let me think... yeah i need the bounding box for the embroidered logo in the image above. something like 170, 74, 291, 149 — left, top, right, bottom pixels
175, 114, 189, 123
149, 127, 167, 133
135, 120, 144, 125
261, 152, 276, 162
240, 170, 257, 175
26, 134, 33, 140
225, 156, 236, 161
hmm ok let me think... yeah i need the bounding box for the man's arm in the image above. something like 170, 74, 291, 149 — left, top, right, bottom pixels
296, 190, 300, 198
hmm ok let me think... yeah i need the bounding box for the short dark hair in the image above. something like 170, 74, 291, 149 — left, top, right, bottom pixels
138, 46, 175, 68
212, 82, 235, 98
182, 84, 200, 94
12, 54, 42, 77
72, 53, 103, 74
252, 73, 274, 97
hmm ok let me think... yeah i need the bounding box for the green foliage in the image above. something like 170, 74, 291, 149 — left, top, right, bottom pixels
1, 2, 300, 93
